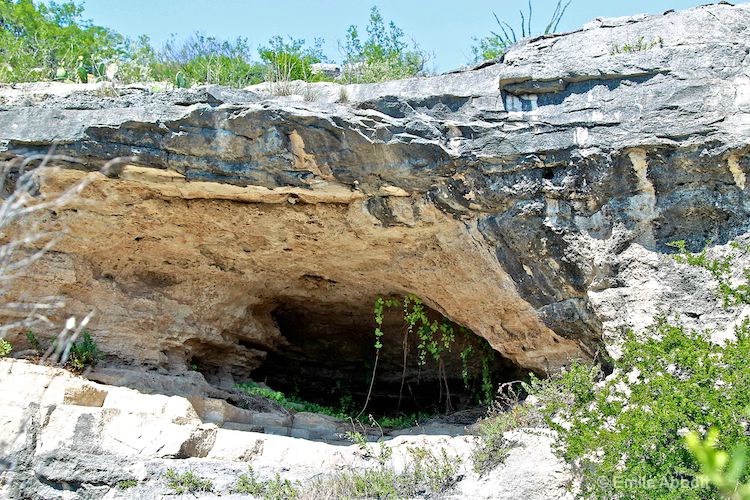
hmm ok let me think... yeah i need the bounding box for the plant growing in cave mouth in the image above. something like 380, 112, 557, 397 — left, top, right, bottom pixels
357, 294, 500, 418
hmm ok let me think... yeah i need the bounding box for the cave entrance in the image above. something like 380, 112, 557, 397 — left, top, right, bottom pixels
250, 294, 527, 421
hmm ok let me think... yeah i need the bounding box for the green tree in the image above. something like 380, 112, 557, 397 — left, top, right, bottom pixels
341, 6, 428, 83
258, 35, 325, 86
0, 0, 127, 82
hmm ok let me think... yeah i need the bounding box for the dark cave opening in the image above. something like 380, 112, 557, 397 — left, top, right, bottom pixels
249, 295, 528, 420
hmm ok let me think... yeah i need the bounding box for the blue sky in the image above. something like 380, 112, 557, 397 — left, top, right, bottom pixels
77, 0, 713, 71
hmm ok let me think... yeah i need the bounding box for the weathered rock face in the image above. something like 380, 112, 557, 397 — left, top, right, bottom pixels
0, 359, 573, 499
1, 3, 750, 386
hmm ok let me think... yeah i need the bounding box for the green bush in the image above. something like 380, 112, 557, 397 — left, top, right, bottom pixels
471, 413, 514, 475
115, 479, 137, 489
26, 331, 40, 351
164, 468, 213, 494
0, 338, 12, 357
0, 0, 128, 83
341, 6, 429, 83
539, 318, 750, 498
610, 36, 664, 55
258, 35, 326, 88
150, 33, 265, 88
235, 381, 426, 430
686, 428, 750, 499
669, 240, 750, 308
68, 331, 99, 371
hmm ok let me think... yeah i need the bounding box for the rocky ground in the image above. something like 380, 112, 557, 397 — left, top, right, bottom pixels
0, 359, 573, 499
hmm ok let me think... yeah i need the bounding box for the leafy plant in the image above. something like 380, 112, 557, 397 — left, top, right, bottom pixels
472, 0, 571, 62
259, 35, 326, 94
471, 414, 515, 475
340, 6, 429, 83
26, 331, 40, 351
68, 331, 99, 371
407, 446, 462, 493
0, 338, 12, 357
307, 445, 460, 498
360, 293, 499, 416
686, 428, 750, 499
115, 479, 137, 489
539, 317, 750, 498
0, 0, 128, 83
236, 381, 425, 430
164, 468, 213, 494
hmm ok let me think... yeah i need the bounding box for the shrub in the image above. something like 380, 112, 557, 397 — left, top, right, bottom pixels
150, 33, 265, 88
26, 331, 40, 351
471, 414, 514, 475
469, 372, 588, 475
115, 479, 137, 489
236, 381, 348, 419
540, 317, 750, 498
472, 0, 571, 62
232, 466, 266, 495
236, 380, 423, 430
0, 0, 128, 83
68, 331, 99, 371
0, 338, 12, 357
164, 468, 213, 494
668, 240, 750, 308
686, 428, 750, 499
258, 36, 326, 90
610, 36, 664, 55
340, 6, 429, 83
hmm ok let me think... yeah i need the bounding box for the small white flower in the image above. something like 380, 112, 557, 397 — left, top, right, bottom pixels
677, 427, 690, 437
603, 416, 617, 432
626, 368, 641, 384
614, 380, 632, 397
552, 416, 572, 431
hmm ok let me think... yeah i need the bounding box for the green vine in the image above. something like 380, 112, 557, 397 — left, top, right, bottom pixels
362, 293, 500, 414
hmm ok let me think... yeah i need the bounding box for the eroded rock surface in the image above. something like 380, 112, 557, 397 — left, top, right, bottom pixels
0, 359, 572, 499
1, 3, 749, 384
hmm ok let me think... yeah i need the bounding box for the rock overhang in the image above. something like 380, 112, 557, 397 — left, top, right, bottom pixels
0, 2, 749, 377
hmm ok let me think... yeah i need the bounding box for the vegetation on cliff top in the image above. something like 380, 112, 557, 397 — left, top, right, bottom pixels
0, 0, 570, 87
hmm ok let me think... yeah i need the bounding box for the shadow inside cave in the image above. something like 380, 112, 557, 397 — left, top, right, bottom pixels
247, 295, 528, 423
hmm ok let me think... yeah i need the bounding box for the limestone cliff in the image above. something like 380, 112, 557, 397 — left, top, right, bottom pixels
3, 3, 750, 499
1, 2, 749, 381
